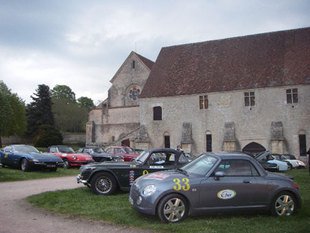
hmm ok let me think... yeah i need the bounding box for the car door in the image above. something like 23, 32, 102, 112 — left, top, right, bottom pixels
126, 151, 178, 187
199, 159, 269, 209
2, 146, 13, 166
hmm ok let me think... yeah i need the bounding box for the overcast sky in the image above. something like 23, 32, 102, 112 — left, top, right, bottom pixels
0, 0, 309, 104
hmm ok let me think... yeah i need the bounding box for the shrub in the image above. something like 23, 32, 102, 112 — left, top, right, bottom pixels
33, 125, 63, 147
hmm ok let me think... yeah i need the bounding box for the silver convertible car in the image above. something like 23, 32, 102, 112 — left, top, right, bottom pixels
129, 152, 301, 223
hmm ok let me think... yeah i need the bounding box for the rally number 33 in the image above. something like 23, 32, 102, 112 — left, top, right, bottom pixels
173, 178, 190, 191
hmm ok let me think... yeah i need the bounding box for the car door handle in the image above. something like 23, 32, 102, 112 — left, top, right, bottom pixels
243, 180, 251, 184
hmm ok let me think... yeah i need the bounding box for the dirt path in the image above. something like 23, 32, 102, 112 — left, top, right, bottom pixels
0, 176, 152, 233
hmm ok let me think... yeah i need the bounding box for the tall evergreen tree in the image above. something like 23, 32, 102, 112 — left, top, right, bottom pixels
26, 84, 54, 136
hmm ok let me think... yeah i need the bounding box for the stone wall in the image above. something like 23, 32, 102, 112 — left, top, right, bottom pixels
139, 84, 310, 158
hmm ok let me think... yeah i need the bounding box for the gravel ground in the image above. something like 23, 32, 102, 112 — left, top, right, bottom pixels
0, 176, 152, 233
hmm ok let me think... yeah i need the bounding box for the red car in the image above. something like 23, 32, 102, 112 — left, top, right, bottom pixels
48, 145, 94, 168
105, 146, 139, 162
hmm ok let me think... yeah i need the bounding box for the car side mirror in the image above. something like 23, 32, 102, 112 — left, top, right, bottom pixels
214, 171, 225, 181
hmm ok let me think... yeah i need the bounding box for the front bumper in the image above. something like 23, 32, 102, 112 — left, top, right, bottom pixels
69, 160, 93, 167
129, 185, 156, 215
76, 174, 89, 185
31, 161, 64, 169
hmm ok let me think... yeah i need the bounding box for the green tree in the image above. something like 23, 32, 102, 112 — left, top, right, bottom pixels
51, 85, 76, 103
52, 99, 88, 132
51, 85, 92, 133
0, 81, 26, 147
26, 84, 63, 146
77, 96, 95, 110
26, 84, 55, 136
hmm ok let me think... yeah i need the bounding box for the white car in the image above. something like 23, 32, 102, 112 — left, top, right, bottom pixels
273, 154, 306, 169
255, 151, 289, 172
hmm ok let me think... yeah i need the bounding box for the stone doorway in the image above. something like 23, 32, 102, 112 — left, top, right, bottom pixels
242, 142, 266, 156
121, 139, 130, 147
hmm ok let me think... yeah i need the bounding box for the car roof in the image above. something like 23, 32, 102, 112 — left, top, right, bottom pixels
204, 151, 254, 160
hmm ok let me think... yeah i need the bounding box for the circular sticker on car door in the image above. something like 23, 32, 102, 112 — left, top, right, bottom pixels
217, 189, 236, 200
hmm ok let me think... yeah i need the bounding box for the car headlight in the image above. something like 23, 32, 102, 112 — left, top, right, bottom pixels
142, 184, 156, 197
32, 159, 39, 162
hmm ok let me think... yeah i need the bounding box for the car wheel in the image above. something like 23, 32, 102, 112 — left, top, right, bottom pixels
157, 194, 189, 223
63, 159, 70, 169
271, 192, 297, 216
20, 158, 30, 172
90, 172, 117, 195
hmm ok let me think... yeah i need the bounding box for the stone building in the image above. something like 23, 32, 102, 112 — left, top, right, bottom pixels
136, 27, 310, 160
86, 51, 154, 147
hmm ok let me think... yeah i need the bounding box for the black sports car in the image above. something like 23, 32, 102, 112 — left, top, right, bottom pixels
77, 148, 192, 195
129, 152, 301, 223
0, 144, 64, 172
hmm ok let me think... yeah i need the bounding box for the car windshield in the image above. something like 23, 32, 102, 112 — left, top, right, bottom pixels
124, 147, 135, 153
134, 151, 149, 164
93, 148, 104, 153
273, 154, 281, 160
14, 145, 39, 153
58, 146, 75, 153
283, 154, 294, 160
182, 154, 218, 176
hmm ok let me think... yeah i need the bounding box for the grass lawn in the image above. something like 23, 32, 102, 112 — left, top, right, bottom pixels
27, 169, 310, 233
0, 166, 79, 182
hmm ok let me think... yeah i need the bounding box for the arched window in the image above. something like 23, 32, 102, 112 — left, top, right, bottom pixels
153, 106, 162, 120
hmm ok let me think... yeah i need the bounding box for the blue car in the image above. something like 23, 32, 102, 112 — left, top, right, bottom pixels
0, 144, 64, 172
129, 152, 301, 223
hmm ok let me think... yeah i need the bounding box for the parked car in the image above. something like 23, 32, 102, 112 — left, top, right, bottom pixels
129, 152, 301, 223
272, 154, 306, 169
255, 151, 289, 171
78, 147, 124, 162
77, 148, 193, 195
242, 151, 279, 172
47, 145, 94, 168
105, 146, 139, 161
0, 144, 64, 172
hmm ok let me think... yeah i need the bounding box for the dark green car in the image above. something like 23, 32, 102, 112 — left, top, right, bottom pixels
76, 148, 192, 195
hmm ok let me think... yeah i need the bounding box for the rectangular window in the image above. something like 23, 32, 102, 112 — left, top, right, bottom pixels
153, 106, 162, 120
206, 134, 212, 152
299, 134, 306, 156
132, 60, 136, 69
286, 88, 298, 104
244, 92, 255, 106
199, 95, 208, 109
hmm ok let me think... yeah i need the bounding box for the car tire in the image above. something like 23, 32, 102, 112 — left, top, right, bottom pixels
63, 159, 70, 169
157, 194, 189, 223
271, 191, 297, 216
90, 172, 117, 195
20, 158, 30, 172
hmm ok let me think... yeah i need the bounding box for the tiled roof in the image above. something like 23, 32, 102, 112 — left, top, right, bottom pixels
135, 52, 155, 70
140, 27, 310, 98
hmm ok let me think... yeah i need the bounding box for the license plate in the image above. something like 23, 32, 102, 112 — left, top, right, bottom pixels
47, 164, 56, 168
